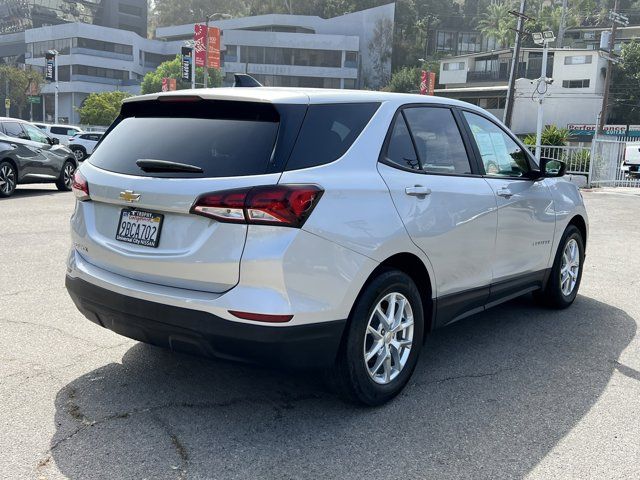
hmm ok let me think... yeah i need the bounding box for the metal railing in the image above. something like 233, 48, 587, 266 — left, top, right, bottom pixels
526, 145, 591, 175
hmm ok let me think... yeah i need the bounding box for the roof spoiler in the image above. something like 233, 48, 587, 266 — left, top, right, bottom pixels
233, 73, 263, 88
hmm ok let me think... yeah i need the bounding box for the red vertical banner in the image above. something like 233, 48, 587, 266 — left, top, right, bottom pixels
194, 24, 206, 67
161, 77, 168, 92
169, 78, 177, 91
419, 70, 427, 95
426, 71, 436, 95
194, 24, 221, 69
161, 78, 177, 91
208, 27, 220, 69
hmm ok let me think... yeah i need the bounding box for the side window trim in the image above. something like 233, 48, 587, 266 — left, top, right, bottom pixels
378, 103, 483, 177
400, 110, 423, 170
457, 107, 538, 178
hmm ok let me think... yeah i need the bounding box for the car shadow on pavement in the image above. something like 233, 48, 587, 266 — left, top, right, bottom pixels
43, 295, 635, 479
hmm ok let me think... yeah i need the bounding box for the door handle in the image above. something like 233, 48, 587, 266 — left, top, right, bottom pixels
10, 143, 17, 148
496, 188, 513, 199
405, 185, 432, 197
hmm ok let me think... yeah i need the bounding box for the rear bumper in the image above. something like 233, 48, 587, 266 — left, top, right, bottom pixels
66, 276, 346, 369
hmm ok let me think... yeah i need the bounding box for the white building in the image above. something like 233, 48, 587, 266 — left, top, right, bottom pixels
436, 48, 607, 135
23, 22, 182, 124
155, 3, 395, 91
1, 3, 395, 124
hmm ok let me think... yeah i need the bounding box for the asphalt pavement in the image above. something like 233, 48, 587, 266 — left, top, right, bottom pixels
1, 184, 638, 479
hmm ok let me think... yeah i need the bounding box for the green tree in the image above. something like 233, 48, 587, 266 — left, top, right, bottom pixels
77, 91, 132, 126
0, 66, 43, 118
478, 1, 515, 49
140, 55, 222, 94
384, 66, 421, 93
610, 40, 640, 124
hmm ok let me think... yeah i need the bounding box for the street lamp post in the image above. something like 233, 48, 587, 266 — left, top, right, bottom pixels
532, 31, 556, 161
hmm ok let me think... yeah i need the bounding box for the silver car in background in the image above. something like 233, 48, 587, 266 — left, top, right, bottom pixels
65, 89, 588, 405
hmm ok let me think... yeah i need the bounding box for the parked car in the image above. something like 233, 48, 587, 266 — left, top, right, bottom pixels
65, 89, 588, 405
68, 132, 103, 161
33, 123, 83, 145
0, 117, 77, 197
621, 141, 640, 178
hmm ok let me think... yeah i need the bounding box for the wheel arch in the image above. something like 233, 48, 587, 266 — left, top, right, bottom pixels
355, 252, 435, 337
568, 214, 587, 250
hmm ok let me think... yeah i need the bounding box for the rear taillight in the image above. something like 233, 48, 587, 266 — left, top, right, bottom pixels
191, 185, 323, 228
72, 171, 90, 201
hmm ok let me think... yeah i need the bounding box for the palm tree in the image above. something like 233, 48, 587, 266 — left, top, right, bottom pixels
478, 1, 516, 49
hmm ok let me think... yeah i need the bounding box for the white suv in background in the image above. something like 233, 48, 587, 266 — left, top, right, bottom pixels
33, 123, 83, 145
68, 132, 104, 161
66, 89, 588, 405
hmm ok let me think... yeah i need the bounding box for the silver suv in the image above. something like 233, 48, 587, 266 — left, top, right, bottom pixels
65, 89, 588, 405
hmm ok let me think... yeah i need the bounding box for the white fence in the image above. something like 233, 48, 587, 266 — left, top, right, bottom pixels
528, 139, 640, 188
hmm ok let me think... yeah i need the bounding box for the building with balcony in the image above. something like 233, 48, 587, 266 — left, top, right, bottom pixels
436, 48, 607, 135
154, 3, 395, 90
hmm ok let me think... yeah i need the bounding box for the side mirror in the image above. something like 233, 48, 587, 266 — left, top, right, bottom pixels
50, 137, 59, 145
538, 157, 566, 178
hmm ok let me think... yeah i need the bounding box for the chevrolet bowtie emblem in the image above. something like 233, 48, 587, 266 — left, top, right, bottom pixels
119, 190, 140, 202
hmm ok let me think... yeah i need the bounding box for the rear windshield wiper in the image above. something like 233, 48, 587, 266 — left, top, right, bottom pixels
136, 159, 203, 173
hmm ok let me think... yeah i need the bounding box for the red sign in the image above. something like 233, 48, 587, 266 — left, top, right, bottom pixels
161, 77, 177, 92
194, 24, 221, 69
420, 70, 436, 95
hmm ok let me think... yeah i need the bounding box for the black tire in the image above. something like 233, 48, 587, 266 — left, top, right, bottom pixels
56, 160, 75, 191
71, 146, 86, 162
330, 269, 425, 406
0, 160, 17, 198
535, 225, 584, 309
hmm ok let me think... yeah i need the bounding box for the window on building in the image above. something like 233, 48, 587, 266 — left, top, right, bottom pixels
239, 46, 342, 68
118, 3, 143, 16
562, 79, 590, 88
74, 65, 128, 80
436, 31, 455, 52
74, 38, 133, 56
29, 38, 72, 58
458, 32, 481, 54
344, 51, 358, 68
224, 44, 237, 62
564, 55, 593, 65
443, 62, 465, 71
343, 78, 356, 89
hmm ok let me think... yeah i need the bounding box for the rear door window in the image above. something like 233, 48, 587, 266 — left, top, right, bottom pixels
285, 103, 380, 170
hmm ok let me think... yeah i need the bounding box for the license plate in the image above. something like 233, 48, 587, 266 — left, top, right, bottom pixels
116, 209, 164, 248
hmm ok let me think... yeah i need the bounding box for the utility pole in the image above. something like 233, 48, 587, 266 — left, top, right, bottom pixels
557, 0, 569, 48
4, 76, 9, 117
599, 0, 627, 133
503, 0, 527, 128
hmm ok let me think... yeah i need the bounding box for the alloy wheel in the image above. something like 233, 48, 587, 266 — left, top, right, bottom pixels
0, 165, 16, 195
560, 238, 580, 296
73, 149, 85, 161
363, 292, 414, 385
63, 163, 75, 189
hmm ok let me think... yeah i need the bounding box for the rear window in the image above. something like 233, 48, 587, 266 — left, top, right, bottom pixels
89, 100, 283, 178
50, 126, 75, 135
285, 103, 379, 171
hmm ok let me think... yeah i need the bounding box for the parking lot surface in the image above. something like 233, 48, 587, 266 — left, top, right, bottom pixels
1, 185, 639, 479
